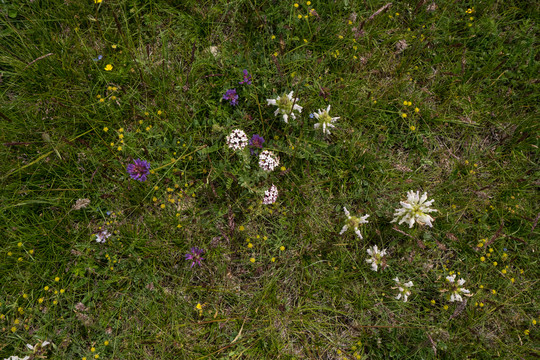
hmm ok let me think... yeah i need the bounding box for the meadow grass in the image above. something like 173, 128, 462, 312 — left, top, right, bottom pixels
0, 0, 538, 359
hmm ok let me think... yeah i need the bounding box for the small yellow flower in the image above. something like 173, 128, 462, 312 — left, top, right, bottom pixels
403, 101, 408, 106
110, 96, 116, 100
532, 319, 537, 325
501, 269, 507, 274
11, 327, 17, 332
479, 285, 484, 289
247, 243, 253, 248
104, 340, 110, 346
271, 35, 276, 39
297, 14, 302, 19
157, 110, 163, 115
271, 257, 276, 262
94, 355, 99, 359
524, 330, 530, 336
44, 286, 49, 291
306, 1, 311, 5
250, 258, 255, 263
443, 305, 448, 310
511, 278, 515, 283
491, 289, 496, 294
410, 125, 416, 131
103, 127, 109, 132
479, 302, 484, 307
117, 146, 122, 151
430, 299, 436, 305
60, 289, 65, 294
493, 261, 497, 266
279, 246, 285, 251
480, 256, 485, 262
104, 64, 113, 71
94, 0, 102, 3
55, 277, 60, 282
112, 44, 117, 49
414, 107, 420, 113
38, 298, 44, 303
401, 113, 407, 118
239, 226, 245, 231
407, 101, 412, 106
160, 204, 165, 209
91, 347, 96, 352
99, 98, 105, 103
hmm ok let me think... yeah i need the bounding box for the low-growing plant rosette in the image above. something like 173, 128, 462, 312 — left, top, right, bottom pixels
339, 207, 369, 239
391, 190, 437, 228
312, 105, 340, 135
267, 91, 302, 123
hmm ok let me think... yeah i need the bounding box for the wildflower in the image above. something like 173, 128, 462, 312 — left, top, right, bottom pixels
259, 150, 280, 171
446, 274, 470, 302
226, 129, 248, 151
185, 247, 204, 268
394, 277, 414, 302
239, 69, 252, 85
391, 190, 437, 228
250, 258, 255, 263
94, 230, 111, 243
127, 159, 151, 182
248, 134, 265, 155
365, 245, 387, 272
313, 105, 340, 135
267, 91, 303, 123
339, 207, 369, 239
223, 89, 239, 106
104, 64, 113, 71
93, 55, 103, 61
263, 184, 278, 205
94, 0, 102, 3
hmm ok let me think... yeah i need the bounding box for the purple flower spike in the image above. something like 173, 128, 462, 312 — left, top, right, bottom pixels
223, 89, 239, 106
249, 134, 265, 155
185, 247, 205, 268
127, 159, 150, 182
239, 69, 252, 85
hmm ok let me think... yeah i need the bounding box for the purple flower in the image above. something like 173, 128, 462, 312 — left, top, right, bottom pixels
127, 159, 150, 182
249, 134, 265, 155
185, 247, 204, 268
223, 89, 239, 106
239, 69, 252, 85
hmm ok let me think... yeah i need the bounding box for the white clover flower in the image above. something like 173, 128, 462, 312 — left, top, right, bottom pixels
394, 277, 414, 302
95, 229, 111, 243
4, 356, 30, 360
313, 105, 340, 135
339, 206, 369, 239
26, 341, 51, 352
226, 129, 248, 151
266, 91, 303, 123
446, 274, 470, 302
391, 190, 437, 228
365, 245, 387, 272
258, 150, 280, 171
262, 184, 278, 205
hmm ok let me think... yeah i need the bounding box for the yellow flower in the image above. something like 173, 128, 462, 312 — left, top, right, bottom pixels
250, 258, 255, 263
271, 257, 276, 262
239, 226, 245, 231
410, 125, 416, 131
94, 0, 102, 3
401, 113, 407, 118
430, 299, 436, 305
104, 64, 113, 71
271, 35, 276, 39
157, 110, 163, 115
54, 277, 60, 282
44, 286, 49, 291
306, 1, 311, 4
510, 278, 515, 283
480, 256, 485, 262
11, 327, 17, 332
99, 98, 105, 103
160, 204, 165, 209
91, 347, 96, 352
112, 44, 117, 49
247, 243, 253, 248
103, 127, 108, 132
60, 289, 65, 294
297, 14, 302, 19
524, 330, 530, 336
279, 246, 285, 251
117, 146, 122, 151
104, 341, 110, 346
294, 3, 299, 7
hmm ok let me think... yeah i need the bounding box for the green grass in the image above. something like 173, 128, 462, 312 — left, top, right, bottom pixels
1, 0, 538, 359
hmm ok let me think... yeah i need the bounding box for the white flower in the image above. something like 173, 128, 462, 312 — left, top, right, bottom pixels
391, 190, 437, 228
365, 245, 387, 272
446, 274, 470, 302
95, 230, 111, 243
258, 150, 280, 171
4, 357, 30, 360
266, 91, 303, 123
313, 105, 340, 135
262, 184, 278, 205
226, 129, 248, 151
26, 341, 51, 351
339, 206, 369, 239
394, 277, 414, 302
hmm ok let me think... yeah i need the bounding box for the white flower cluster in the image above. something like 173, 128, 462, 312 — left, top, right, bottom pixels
258, 150, 280, 171
365, 245, 387, 272
262, 184, 278, 205
226, 129, 248, 151
267, 91, 303, 123
339, 207, 369, 239
95, 229, 111, 243
391, 190, 437, 228
446, 274, 470, 302
313, 105, 340, 135
394, 277, 414, 302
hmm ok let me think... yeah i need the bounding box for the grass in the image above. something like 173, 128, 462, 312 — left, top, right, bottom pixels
0, 0, 538, 359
